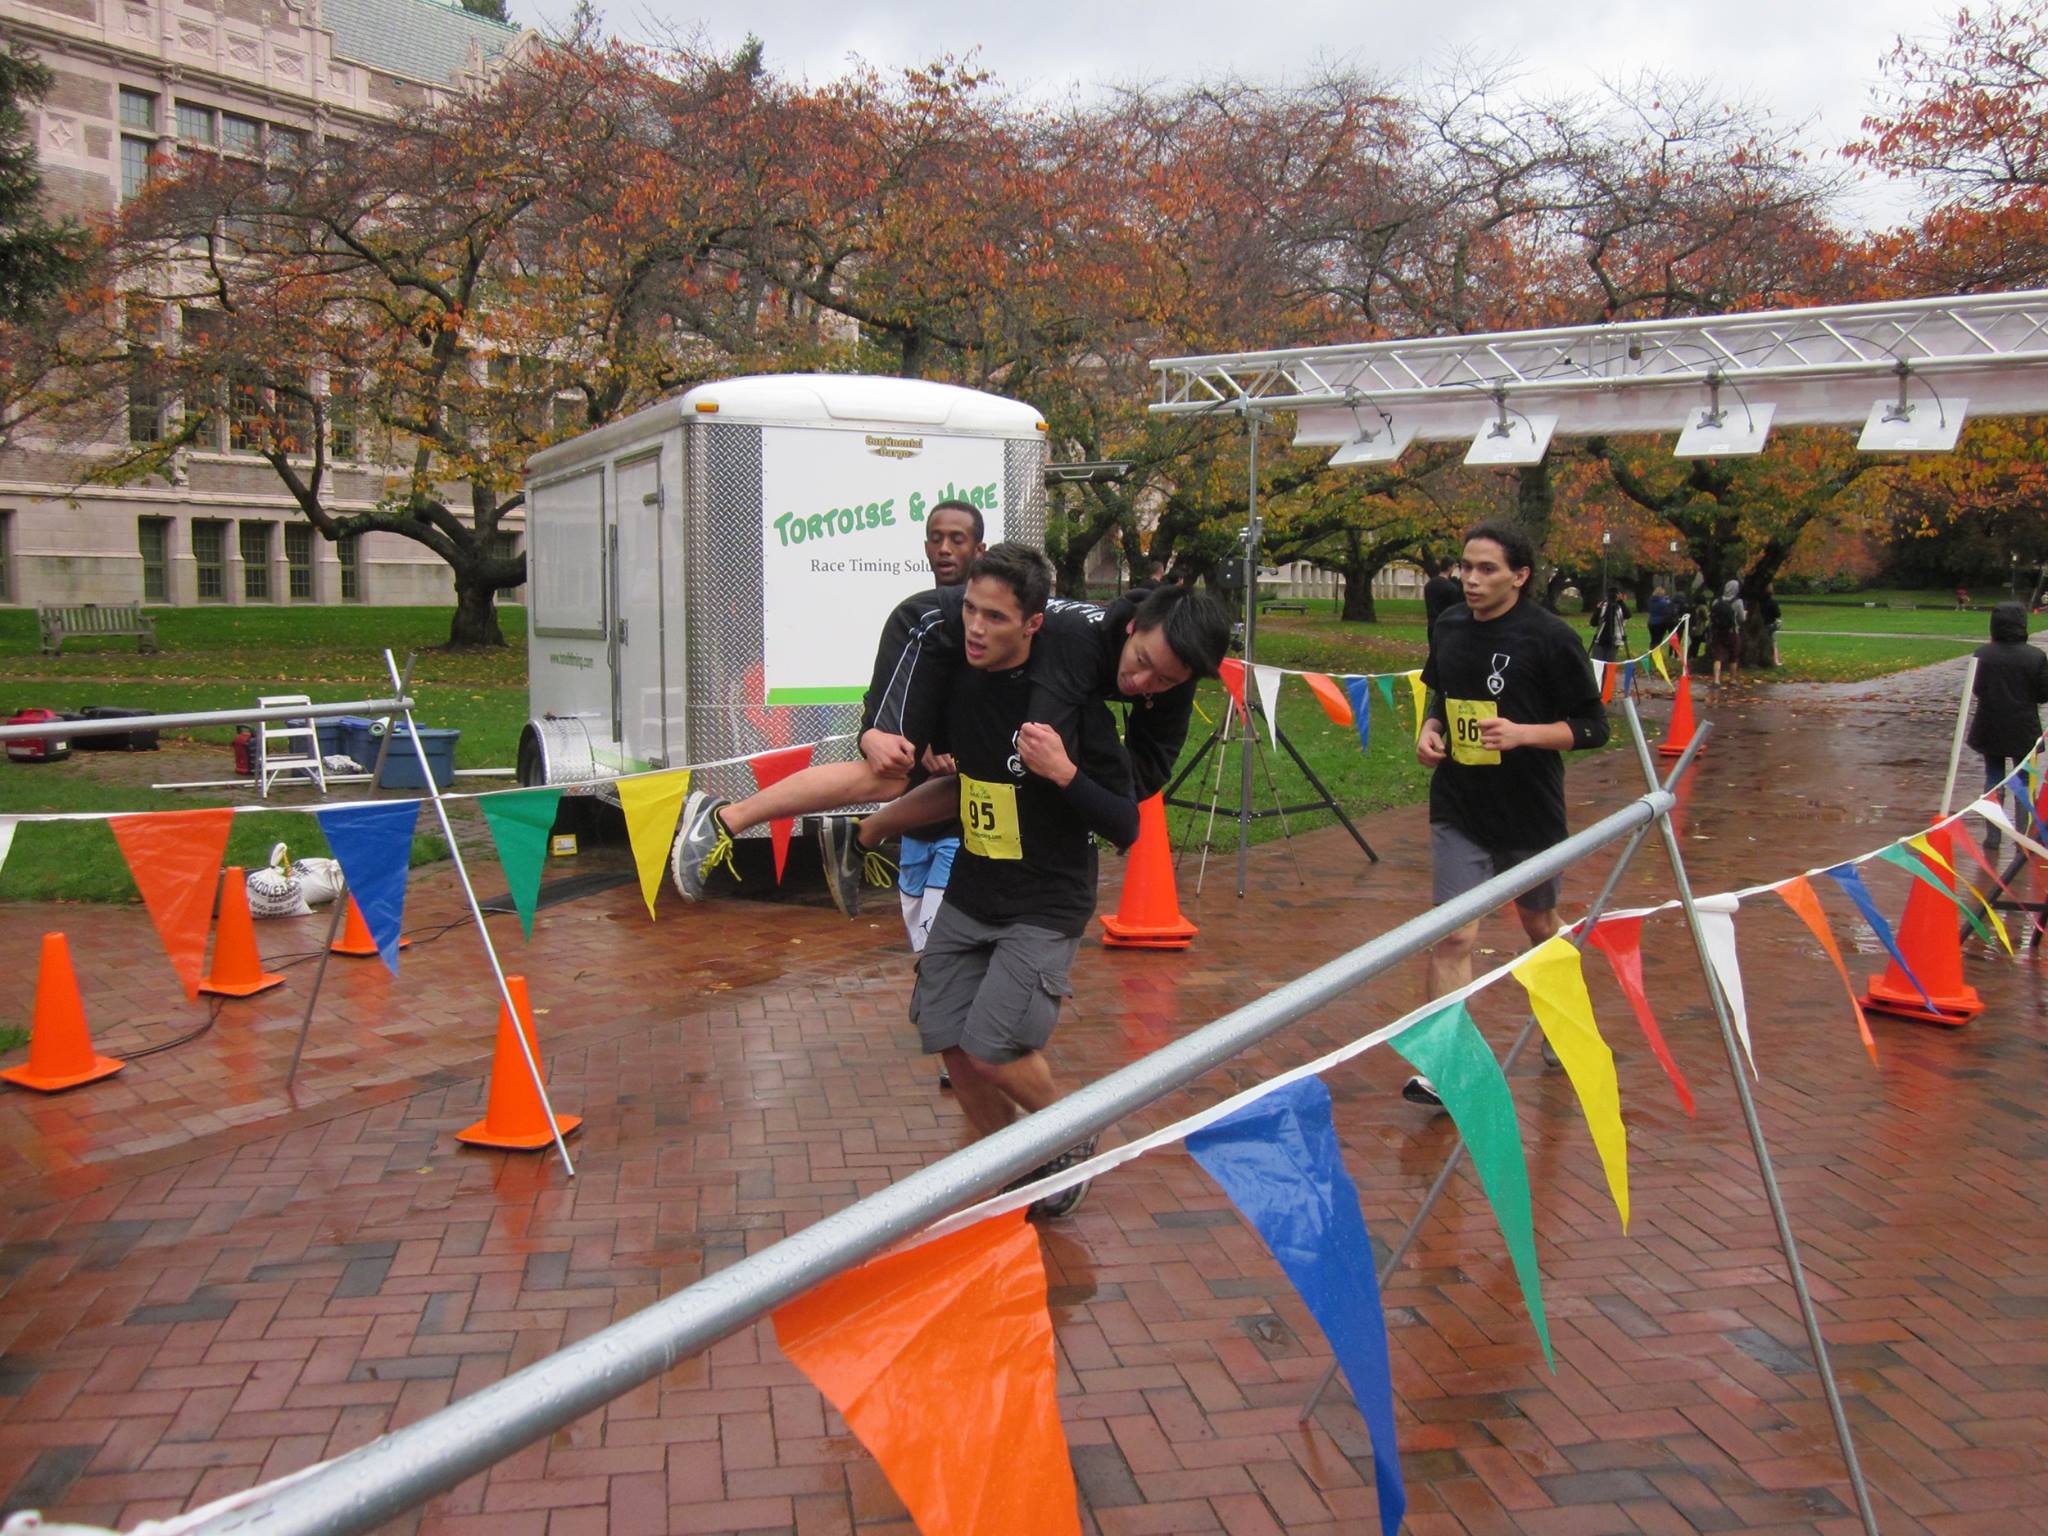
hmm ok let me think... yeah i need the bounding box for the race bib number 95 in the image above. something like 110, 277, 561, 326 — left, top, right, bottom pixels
960, 775, 1023, 860
1445, 697, 1501, 766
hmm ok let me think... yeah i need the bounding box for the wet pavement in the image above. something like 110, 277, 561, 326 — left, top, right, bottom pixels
0, 657, 2043, 1535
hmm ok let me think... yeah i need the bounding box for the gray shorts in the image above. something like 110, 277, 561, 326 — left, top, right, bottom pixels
1431, 821, 1560, 913
911, 903, 1078, 1063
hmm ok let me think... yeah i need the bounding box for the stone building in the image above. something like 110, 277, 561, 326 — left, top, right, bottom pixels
0, 0, 528, 609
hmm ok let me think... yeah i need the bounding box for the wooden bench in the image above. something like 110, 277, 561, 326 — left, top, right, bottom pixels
37, 603, 159, 657
1260, 600, 1311, 615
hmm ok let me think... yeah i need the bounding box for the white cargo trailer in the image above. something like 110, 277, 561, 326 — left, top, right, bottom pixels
517, 374, 1048, 815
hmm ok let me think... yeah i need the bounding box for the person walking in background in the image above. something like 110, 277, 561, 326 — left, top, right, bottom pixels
1969, 602, 2048, 858
1759, 581, 1783, 667
1708, 579, 1745, 687
1646, 585, 1675, 651
1588, 587, 1629, 664
1422, 553, 1463, 633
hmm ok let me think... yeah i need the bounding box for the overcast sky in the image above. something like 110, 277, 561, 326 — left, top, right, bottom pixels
510, 0, 1948, 230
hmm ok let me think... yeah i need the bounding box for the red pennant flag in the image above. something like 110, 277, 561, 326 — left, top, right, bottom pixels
1599, 659, 1616, 704
1300, 672, 1354, 727
109, 808, 235, 1001
774, 1211, 1079, 1536
1774, 875, 1878, 1066
1583, 915, 1695, 1115
749, 743, 817, 882
1217, 657, 1248, 719
1952, 829, 2040, 945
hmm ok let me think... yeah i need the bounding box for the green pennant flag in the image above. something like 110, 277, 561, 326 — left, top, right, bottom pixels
480, 787, 564, 940
1875, 844, 1993, 946
1373, 674, 1398, 719
1391, 1001, 1552, 1369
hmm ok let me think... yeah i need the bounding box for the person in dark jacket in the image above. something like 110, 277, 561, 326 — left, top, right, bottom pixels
1422, 554, 1463, 632
1969, 602, 2048, 852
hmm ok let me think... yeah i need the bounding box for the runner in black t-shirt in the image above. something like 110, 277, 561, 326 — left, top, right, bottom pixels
1405, 522, 1609, 1108
909, 544, 1140, 1218
1422, 554, 1463, 633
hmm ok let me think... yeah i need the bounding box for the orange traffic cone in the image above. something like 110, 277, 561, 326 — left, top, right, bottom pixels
1659, 671, 1700, 759
1100, 794, 1198, 950
457, 976, 582, 1150
200, 867, 285, 998
1862, 822, 1984, 1026
330, 896, 409, 958
2, 934, 125, 1093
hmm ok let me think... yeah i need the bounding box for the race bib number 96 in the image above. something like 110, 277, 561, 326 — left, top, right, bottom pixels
1445, 697, 1500, 766
960, 775, 1023, 860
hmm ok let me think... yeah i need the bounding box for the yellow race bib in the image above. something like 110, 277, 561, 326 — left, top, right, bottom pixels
1445, 697, 1500, 766
960, 775, 1023, 860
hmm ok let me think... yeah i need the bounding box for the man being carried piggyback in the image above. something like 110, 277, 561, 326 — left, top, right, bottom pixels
1404, 521, 1610, 1108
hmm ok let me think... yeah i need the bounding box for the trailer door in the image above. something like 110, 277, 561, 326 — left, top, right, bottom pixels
609, 451, 670, 766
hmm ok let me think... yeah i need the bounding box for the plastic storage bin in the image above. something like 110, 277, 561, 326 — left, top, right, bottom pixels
314, 717, 353, 761
377, 727, 460, 790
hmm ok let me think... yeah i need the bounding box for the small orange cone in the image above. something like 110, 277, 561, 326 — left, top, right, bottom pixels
200, 867, 285, 998
1863, 823, 1984, 1026
457, 976, 582, 1150
2, 934, 125, 1093
330, 896, 409, 958
1659, 671, 1699, 759
1101, 794, 1198, 950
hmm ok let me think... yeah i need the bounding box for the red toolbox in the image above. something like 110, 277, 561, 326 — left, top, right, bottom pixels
6, 708, 74, 763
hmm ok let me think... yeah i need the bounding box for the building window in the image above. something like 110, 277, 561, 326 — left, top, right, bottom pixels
240, 521, 272, 600
192, 519, 227, 600
222, 113, 260, 158
121, 136, 154, 202
328, 374, 358, 460
138, 517, 170, 601
286, 523, 313, 599
226, 374, 266, 453
119, 88, 157, 131
269, 125, 307, 165
337, 536, 361, 602
0, 511, 13, 604
128, 363, 162, 444
175, 101, 217, 146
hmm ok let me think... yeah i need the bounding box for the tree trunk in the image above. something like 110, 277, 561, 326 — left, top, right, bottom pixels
448, 567, 506, 647
1342, 574, 1378, 622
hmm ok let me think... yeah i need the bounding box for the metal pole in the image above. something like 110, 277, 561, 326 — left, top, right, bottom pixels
380, 651, 576, 1178
1300, 710, 1708, 1419
0, 695, 415, 744
1619, 696, 1882, 1534
285, 654, 420, 1093
182, 789, 1672, 1536
1941, 656, 1980, 817
1238, 409, 1261, 897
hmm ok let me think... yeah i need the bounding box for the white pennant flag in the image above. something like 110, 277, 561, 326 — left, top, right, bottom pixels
0, 818, 15, 884
1695, 893, 1757, 1076
1971, 797, 2048, 861
1252, 665, 1283, 748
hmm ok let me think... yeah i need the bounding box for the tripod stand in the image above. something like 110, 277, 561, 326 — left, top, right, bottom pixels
1162, 690, 1377, 894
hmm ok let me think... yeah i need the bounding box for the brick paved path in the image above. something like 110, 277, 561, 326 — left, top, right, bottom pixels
1, 664, 2044, 1535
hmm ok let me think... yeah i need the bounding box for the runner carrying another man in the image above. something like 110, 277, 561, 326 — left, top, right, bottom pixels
1405, 521, 1610, 1108
910, 544, 1141, 1217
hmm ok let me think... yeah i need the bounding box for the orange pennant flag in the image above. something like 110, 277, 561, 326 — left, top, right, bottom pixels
1217, 657, 1248, 719
1774, 876, 1878, 1066
109, 808, 235, 1001
774, 1211, 1079, 1536
1301, 672, 1354, 727
1598, 659, 1616, 704
749, 743, 817, 882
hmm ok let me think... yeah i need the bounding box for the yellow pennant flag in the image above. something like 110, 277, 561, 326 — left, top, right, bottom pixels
617, 768, 691, 919
1407, 670, 1428, 742
1647, 642, 1670, 683
1511, 936, 1630, 1230
1906, 833, 1954, 876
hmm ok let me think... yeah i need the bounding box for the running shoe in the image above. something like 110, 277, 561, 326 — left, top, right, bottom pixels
1401, 1075, 1444, 1108
670, 792, 734, 902
817, 815, 864, 918
1029, 1134, 1100, 1221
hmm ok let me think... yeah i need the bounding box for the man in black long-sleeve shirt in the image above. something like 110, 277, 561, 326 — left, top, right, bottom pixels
910, 545, 1138, 1217
1405, 522, 1610, 1108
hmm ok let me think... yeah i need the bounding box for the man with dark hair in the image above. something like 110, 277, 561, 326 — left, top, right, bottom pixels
1422, 553, 1464, 632
1405, 521, 1610, 1108
817, 579, 1231, 912
670, 499, 985, 899
911, 543, 1140, 1217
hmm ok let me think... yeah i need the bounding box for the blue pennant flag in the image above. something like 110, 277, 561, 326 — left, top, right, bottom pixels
1621, 660, 1636, 697
2009, 768, 2039, 837
1824, 862, 1935, 1012
316, 801, 421, 973
1187, 1078, 1405, 1536
1344, 676, 1372, 755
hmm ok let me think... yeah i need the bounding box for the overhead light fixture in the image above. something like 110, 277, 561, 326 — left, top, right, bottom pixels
1464, 391, 1556, 466
1329, 420, 1417, 466
1674, 373, 1774, 457
1858, 366, 1967, 451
